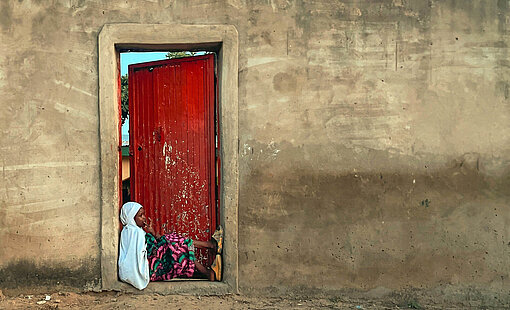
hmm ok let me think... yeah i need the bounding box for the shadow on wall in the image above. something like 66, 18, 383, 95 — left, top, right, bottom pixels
238, 142, 510, 291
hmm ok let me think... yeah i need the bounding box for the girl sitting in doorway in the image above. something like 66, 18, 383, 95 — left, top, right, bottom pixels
118, 202, 222, 290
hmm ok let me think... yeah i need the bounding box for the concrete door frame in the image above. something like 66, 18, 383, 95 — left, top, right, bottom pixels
98, 24, 239, 294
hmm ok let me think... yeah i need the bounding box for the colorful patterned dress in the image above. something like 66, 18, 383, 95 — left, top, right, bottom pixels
145, 232, 196, 281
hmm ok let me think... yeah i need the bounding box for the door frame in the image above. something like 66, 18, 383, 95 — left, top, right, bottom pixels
98, 24, 239, 294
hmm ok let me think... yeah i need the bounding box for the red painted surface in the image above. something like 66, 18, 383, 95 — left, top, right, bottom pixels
128, 55, 217, 265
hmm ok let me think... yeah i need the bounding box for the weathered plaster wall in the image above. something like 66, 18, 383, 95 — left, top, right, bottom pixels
1, 0, 509, 299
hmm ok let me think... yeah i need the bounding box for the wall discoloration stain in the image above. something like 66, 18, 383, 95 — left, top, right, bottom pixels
238, 140, 510, 292
0, 259, 100, 292
240, 163, 509, 292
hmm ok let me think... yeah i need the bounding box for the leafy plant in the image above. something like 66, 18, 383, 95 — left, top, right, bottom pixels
165, 51, 196, 59
121, 74, 129, 125
406, 299, 422, 309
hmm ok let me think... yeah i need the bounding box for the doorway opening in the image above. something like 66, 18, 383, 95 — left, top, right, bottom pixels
119, 50, 220, 276
98, 24, 239, 293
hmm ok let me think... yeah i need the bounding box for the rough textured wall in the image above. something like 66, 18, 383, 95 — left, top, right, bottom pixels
237, 0, 510, 295
0, 0, 509, 297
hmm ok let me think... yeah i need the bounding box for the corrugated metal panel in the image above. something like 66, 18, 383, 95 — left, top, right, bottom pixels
128, 55, 217, 264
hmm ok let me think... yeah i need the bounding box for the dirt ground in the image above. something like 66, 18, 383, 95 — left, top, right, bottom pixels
0, 290, 504, 310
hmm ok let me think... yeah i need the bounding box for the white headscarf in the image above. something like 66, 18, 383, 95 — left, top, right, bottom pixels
118, 202, 149, 290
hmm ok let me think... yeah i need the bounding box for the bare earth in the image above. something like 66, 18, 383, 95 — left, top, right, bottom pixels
0, 290, 500, 310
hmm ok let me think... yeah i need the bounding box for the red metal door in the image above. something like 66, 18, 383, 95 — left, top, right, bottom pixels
128, 54, 217, 264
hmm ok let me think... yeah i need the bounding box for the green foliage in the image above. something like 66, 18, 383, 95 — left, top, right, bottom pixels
121, 74, 129, 125
165, 51, 196, 59
406, 300, 422, 309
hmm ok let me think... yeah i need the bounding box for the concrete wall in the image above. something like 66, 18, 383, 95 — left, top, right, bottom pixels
1, 0, 509, 298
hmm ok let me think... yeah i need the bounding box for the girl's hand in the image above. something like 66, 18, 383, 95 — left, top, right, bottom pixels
145, 225, 161, 239
145, 225, 155, 235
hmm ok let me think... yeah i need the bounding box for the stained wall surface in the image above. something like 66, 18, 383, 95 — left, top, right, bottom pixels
1, 0, 509, 297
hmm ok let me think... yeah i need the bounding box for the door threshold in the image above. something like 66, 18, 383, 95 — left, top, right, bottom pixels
163, 278, 208, 282
113, 280, 230, 295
